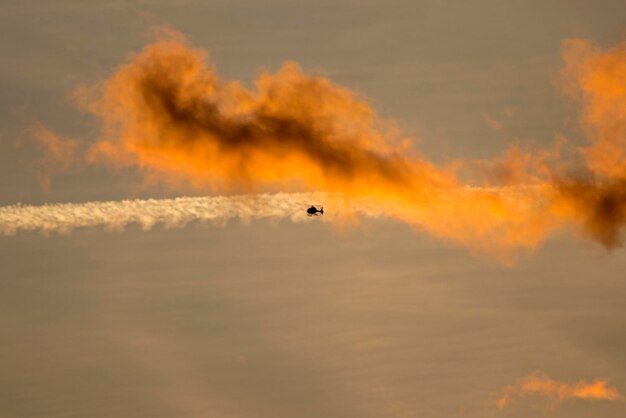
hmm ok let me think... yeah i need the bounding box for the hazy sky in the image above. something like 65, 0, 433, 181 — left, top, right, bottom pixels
1, 1, 625, 418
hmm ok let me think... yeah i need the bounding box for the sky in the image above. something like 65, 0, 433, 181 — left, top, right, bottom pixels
1, 1, 625, 417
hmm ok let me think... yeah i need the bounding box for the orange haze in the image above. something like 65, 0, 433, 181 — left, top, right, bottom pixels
70, 30, 626, 254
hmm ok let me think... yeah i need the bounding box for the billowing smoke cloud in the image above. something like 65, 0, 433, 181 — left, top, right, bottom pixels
0, 193, 329, 235
24, 30, 626, 253
497, 372, 623, 409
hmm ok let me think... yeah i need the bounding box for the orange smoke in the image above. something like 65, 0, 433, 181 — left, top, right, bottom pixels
561, 39, 626, 179
555, 39, 626, 248
497, 372, 623, 409
68, 29, 626, 254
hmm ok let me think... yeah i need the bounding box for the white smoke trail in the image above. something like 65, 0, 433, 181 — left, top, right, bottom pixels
0, 192, 335, 236
0, 187, 551, 247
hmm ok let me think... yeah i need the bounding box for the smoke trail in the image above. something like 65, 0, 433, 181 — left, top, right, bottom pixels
0, 186, 554, 263
30, 30, 626, 253
497, 372, 623, 409
0, 193, 329, 236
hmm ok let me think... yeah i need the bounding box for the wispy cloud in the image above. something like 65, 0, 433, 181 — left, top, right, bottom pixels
30, 124, 81, 190
482, 113, 506, 131
497, 372, 623, 409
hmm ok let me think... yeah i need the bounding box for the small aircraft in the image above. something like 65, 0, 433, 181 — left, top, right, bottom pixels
307, 205, 324, 216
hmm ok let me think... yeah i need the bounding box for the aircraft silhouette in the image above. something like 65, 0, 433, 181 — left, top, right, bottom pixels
307, 206, 324, 216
